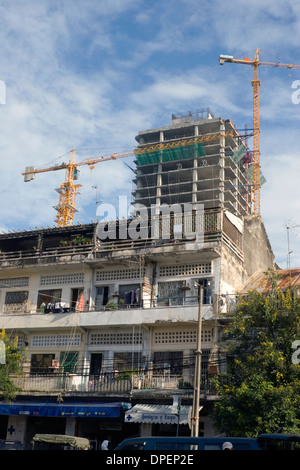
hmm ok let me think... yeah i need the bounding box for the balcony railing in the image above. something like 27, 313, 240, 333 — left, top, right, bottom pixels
2, 295, 215, 315
0, 244, 94, 268
12, 373, 132, 394
0, 210, 244, 266
11, 372, 216, 395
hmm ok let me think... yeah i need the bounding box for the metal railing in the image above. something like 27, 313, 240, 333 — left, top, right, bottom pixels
0, 244, 94, 267
11, 372, 216, 395
12, 372, 132, 394
0, 210, 245, 267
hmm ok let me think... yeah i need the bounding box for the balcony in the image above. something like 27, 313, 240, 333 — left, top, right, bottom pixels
0, 244, 94, 269
12, 372, 132, 394
11, 372, 216, 397
0, 209, 244, 268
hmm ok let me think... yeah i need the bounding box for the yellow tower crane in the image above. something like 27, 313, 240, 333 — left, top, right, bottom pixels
22, 148, 135, 227
219, 48, 300, 215
22, 130, 235, 227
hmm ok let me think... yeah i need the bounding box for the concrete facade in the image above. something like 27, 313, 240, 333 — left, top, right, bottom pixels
0, 110, 275, 449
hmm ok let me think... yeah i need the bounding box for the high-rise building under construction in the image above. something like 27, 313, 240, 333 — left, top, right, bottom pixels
133, 108, 262, 218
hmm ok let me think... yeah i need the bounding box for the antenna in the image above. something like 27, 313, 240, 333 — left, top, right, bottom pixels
92, 185, 102, 219
284, 222, 300, 269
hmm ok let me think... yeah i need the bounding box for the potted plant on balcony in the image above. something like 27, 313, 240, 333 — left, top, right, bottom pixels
72, 235, 92, 245
105, 301, 119, 310
73, 235, 84, 245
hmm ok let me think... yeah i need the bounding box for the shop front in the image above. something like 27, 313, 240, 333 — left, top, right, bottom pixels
0, 401, 131, 449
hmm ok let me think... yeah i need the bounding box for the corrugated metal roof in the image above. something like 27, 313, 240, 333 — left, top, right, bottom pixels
241, 269, 300, 293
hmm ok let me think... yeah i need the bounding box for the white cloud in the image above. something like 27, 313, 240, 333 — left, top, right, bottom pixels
0, 0, 298, 271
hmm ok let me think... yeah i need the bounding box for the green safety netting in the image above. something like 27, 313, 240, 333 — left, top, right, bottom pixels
247, 164, 266, 186
232, 144, 266, 186
232, 144, 247, 164
135, 143, 206, 166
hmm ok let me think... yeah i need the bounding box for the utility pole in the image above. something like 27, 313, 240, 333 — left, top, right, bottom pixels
190, 284, 203, 437
172, 394, 181, 437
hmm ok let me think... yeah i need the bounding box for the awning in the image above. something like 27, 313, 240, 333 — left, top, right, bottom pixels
0, 402, 131, 419
124, 404, 191, 425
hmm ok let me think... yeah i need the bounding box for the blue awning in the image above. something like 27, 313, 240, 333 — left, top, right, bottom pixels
0, 402, 131, 418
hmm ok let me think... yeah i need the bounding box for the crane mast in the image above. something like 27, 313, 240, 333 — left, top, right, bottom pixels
251, 49, 260, 215
219, 48, 300, 215
54, 149, 82, 227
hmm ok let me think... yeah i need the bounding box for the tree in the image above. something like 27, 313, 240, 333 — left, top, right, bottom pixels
0, 329, 25, 401
213, 274, 300, 437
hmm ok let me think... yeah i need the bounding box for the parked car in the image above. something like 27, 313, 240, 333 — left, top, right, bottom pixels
0, 440, 23, 450
115, 436, 260, 451
257, 434, 300, 451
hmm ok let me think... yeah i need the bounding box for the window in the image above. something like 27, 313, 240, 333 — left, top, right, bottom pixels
31, 334, 81, 347
90, 332, 142, 345
154, 329, 213, 344
113, 352, 141, 372
71, 288, 84, 311
120, 442, 146, 451
37, 289, 62, 312
157, 281, 185, 306
40, 273, 84, 286
192, 278, 213, 304
4, 291, 29, 313
96, 269, 144, 281
31, 354, 55, 374
59, 351, 78, 373
190, 349, 211, 381
0, 277, 29, 288
159, 263, 211, 277
153, 351, 183, 375
118, 284, 141, 307
5, 291, 28, 304
95, 286, 109, 309
90, 353, 103, 376
155, 442, 199, 450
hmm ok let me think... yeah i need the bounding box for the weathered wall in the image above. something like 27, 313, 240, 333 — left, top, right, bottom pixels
220, 244, 246, 294
219, 214, 275, 295
243, 215, 275, 281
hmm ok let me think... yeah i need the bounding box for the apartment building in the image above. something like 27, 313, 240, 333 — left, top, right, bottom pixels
0, 110, 275, 449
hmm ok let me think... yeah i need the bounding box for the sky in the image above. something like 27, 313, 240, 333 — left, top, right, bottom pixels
0, 0, 299, 269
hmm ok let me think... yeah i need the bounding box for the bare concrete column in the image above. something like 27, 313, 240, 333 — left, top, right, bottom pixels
155, 131, 164, 207
219, 122, 225, 208
192, 125, 199, 206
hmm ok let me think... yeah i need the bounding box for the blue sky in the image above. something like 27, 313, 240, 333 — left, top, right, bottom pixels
0, 0, 299, 269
